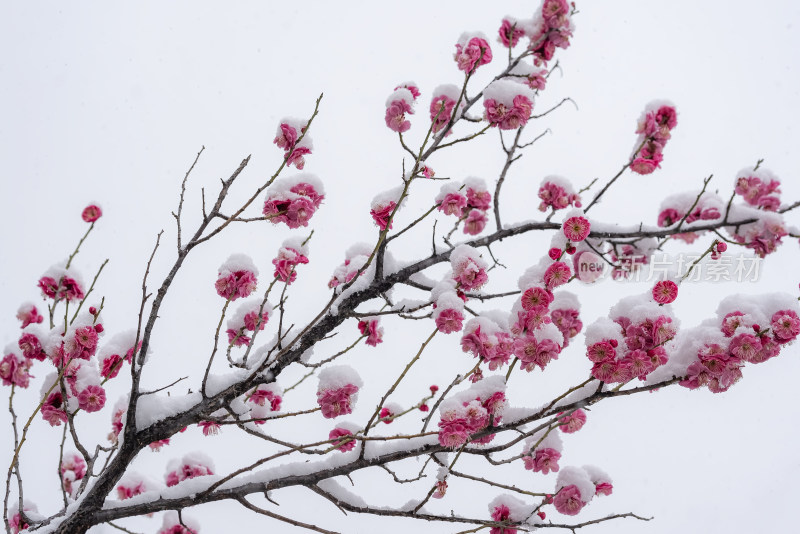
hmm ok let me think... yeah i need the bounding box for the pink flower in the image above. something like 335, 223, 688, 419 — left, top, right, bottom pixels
498, 18, 525, 48
430, 94, 457, 133
553, 484, 585, 516
329, 427, 356, 452
75, 326, 99, 349
18, 333, 46, 361
538, 181, 581, 212
484, 95, 533, 130
438, 192, 468, 217
489, 504, 516, 534
595, 482, 613, 496
101, 353, 125, 379
558, 409, 586, 433
42, 392, 67, 426
78, 385, 106, 412
0, 353, 32, 388
630, 157, 659, 175
285, 146, 311, 169
272, 246, 309, 284
562, 216, 591, 242
463, 209, 488, 235
543, 261, 572, 289
38, 275, 85, 301
524, 447, 561, 474
586, 340, 617, 363
116, 480, 146, 500
466, 186, 492, 211
395, 82, 421, 100
436, 308, 465, 334
358, 318, 384, 346
82, 204, 103, 223
432, 479, 448, 499
149, 439, 170, 451
16, 304, 43, 328
453, 257, 489, 291
379, 406, 396, 424
652, 280, 678, 304
729, 333, 762, 363
385, 99, 413, 133
248, 386, 282, 412
215, 270, 258, 301
274, 123, 298, 150
198, 421, 221, 436
520, 286, 553, 310
370, 201, 396, 231
771, 310, 800, 343
317, 384, 359, 419
454, 36, 492, 73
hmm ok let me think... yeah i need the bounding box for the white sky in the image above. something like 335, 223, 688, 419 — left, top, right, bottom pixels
1, 1, 799, 533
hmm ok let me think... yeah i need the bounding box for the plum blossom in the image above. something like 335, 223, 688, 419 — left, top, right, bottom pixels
562, 216, 590, 242
538, 177, 581, 212
263, 174, 325, 229
558, 409, 586, 433
214, 254, 258, 301
81, 204, 102, 222
272, 242, 309, 284
274, 117, 313, 169
16, 303, 43, 328
329, 426, 357, 452
454, 33, 493, 73
358, 317, 384, 346
652, 280, 678, 304
630, 101, 678, 175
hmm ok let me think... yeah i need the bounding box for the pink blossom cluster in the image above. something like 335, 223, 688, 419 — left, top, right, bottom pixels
553, 466, 598, 516
263, 175, 325, 229
728, 209, 788, 258
537, 177, 581, 213
630, 102, 678, 175
586, 303, 677, 383
317, 384, 359, 419
16, 303, 43, 328
358, 317, 384, 346
60, 453, 87, 498
430, 84, 464, 135
522, 429, 563, 475
461, 320, 515, 370
483, 80, 534, 130
272, 242, 309, 284
498, 17, 526, 48
116, 475, 148, 501
435, 179, 492, 235
437, 378, 506, 448
8, 502, 39, 534
38, 269, 85, 302
454, 32, 493, 73
370, 185, 405, 231
17, 330, 46, 362
550, 306, 582, 348
226, 301, 271, 347
681, 306, 799, 393
385, 85, 418, 133
486, 495, 529, 534
273, 117, 313, 169
247, 383, 283, 422
0, 352, 32, 388
656, 191, 722, 244
529, 0, 575, 65
433, 288, 466, 334
451, 245, 489, 290
327, 245, 370, 289
734, 170, 781, 211
489, 504, 516, 534
99, 336, 140, 380
317, 366, 363, 419
214, 254, 259, 301
165, 454, 215, 487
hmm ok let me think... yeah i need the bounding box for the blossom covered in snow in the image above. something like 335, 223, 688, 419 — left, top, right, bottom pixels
538, 176, 581, 213
451, 245, 489, 291
317, 366, 363, 419
165, 453, 215, 487
385, 87, 415, 133
430, 84, 464, 134
358, 316, 384, 346
214, 254, 258, 301
528, 0, 575, 65
483, 80, 535, 130
16, 303, 44, 329
38, 265, 85, 302
454, 32, 493, 73
630, 101, 678, 175
272, 237, 310, 284
263, 174, 325, 229
274, 117, 313, 169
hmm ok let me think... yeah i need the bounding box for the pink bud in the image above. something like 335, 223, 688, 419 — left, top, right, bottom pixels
548, 248, 562, 260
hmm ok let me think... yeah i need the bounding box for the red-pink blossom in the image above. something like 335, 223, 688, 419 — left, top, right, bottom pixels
329, 427, 357, 452
463, 209, 488, 235
78, 385, 106, 412
317, 384, 359, 419
370, 201, 396, 231
385, 98, 413, 133
435, 308, 465, 334
652, 280, 678, 304
771, 310, 800, 343
438, 192, 468, 217
454, 36, 492, 73
358, 318, 384, 346
82, 204, 103, 223
0, 353, 32, 388
557, 409, 586, 433
562, 216, 591, 242
498, 18, 525, 48
215, 270, 258, 301
16, 304, 43, 328
553, 484, 585, 516
543, 261, 571, 289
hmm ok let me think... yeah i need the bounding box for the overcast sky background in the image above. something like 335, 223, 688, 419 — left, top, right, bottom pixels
1, 1, 799, 533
